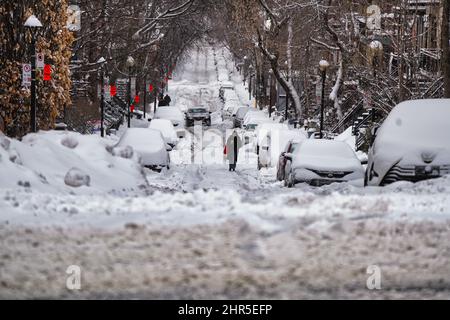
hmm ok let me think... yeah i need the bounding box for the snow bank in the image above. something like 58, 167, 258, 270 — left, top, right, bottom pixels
0, 131, 146, 194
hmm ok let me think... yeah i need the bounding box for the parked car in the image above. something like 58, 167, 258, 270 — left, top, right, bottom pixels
153, 106, 184, 127
277, 140, 302, 181
219, 82, 234, 101
185, 107, 212, 127
284, 139, 364, 187
115, 128, 171, 172
243, 112, 271, 136
256, 123, 290, 169
234, 107, 251, 128
366, 99, 450, 186
148, 119, 179, 147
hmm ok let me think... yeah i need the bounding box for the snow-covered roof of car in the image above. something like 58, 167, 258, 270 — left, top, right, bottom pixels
118, 128, 165, 152
377, 99, 450, 145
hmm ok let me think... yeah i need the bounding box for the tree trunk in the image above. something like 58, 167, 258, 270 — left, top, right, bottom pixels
443, 0, 450, 98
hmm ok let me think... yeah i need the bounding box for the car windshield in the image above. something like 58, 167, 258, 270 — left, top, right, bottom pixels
246, 124, 258, 130
298, 140, 355, 159
189, 108, 207, 113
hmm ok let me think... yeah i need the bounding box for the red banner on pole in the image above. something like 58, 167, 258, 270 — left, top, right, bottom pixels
149, 84, 153, 92
43, 64, 51, 81
110, 85, 117, 97
134, 95, 140, 103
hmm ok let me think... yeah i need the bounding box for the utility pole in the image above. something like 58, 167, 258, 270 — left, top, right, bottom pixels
143, 77, 147, 119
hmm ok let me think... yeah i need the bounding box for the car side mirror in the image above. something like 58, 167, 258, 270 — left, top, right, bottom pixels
370, 125, 379, 146
284, 153, 293, 161
166, 144, 173, 151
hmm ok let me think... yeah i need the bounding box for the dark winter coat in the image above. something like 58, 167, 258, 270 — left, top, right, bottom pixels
226, 132, 243, 164
163, 95, 171, 106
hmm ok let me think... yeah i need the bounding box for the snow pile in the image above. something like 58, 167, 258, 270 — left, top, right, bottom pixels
0, 131, 146, 193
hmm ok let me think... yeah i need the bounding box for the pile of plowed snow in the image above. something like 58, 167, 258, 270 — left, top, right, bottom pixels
0, 131, 147, 194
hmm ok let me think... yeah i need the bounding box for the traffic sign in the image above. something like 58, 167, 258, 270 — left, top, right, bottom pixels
22, 63, 31, 87
36, 52, 44, 69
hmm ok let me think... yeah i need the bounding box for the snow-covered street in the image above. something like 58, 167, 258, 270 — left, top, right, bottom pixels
1, 45, 450, 299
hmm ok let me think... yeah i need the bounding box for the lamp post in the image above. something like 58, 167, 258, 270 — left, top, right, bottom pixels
248, 64, 254, 101
24, 15, 42, 133
243, 56, 248, 85
97, 57, 106, 137
370, 40, 383, 123
126, 56, 135, 128
268, 69, 273, 118
318, 59, 330, 139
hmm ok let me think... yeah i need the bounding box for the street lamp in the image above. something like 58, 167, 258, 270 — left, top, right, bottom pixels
126, 56, 135, 128
24, 14, 43, 133
268, 69, 273, 118
318, 59, 330, 139
248, 64, 254, 101
369, 40, 383, 78
369, 40, 383, 123
97, 57, 106, 137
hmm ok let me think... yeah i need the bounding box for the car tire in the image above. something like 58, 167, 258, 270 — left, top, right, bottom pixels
287, 173, 294, 188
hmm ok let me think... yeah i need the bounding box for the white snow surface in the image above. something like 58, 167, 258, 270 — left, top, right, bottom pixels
1, 45, 450, 299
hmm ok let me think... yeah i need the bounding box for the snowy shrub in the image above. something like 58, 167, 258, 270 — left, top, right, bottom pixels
64, 167, 90, 188
112, 146, 134, 159
61, 136, 79, 149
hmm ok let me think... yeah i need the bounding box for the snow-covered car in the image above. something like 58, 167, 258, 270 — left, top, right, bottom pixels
148, 119, 179, 147
233, 107, 251, 128
256, 123, 290, 169
219, 82, 234, 101
276, 140, 302, 181
366, 99, 450, 186
243, 111, 269, 128
153, 106, 184, 127
185, 107, 212, 127
259, 128, 307, 170
284, 139, 364, 187
115, 128, 171, 172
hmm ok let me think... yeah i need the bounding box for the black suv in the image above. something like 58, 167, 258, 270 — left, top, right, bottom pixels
185, 107, 212, 127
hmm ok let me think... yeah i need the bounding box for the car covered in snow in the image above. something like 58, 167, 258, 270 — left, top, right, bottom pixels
185, 107, 212, 127
148, 119, 179, 147
233, 107, 251, 128
219, 81, 234, 101
256, 123, 290, 169
366, 99, 450, 186
153, 106, 184, 128
284, 139, 364, 187
276, 140, 302, 181
243, 111, 272, 134
115, 128, 171, 171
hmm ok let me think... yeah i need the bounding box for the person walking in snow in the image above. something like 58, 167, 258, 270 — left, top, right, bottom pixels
158, 93, 167, 107
225, 130, 243, 172
163, 94, 172, 106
